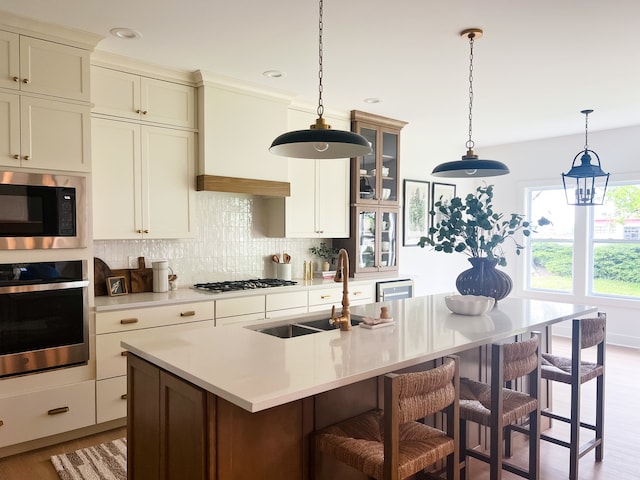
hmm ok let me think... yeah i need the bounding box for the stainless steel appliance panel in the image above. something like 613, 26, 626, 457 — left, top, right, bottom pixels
376, 279, 414, 301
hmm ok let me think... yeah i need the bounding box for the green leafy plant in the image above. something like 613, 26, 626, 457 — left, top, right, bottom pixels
418, 184, 535, 266
309, 242, 339, 262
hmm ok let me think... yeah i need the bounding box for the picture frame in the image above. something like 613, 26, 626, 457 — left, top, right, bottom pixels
431, 182, 457, 228
403, 179, 430, 246
106, 276, 128, 296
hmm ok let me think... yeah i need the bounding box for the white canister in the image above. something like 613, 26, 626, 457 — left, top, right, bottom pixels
276, 263, 292, 281
152, 260, 169, 292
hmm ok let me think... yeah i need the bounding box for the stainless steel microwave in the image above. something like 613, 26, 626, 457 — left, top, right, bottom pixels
0, 171, 86, 249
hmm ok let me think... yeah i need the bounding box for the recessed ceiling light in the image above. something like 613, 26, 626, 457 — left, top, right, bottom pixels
263, 70, 286, 78
364, 98, 381, 104
110, 28, 143, 40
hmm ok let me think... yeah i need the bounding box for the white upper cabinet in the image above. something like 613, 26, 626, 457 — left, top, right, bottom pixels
0, 90, 91, 171
266, 106, 350, 238
0, 32, 91, 102
91, 66, 195, 129
92, 118, 195, 240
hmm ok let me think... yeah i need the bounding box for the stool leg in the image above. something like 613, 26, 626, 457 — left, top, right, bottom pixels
569, 320, 582, 480
459, 419, 467, 480
595, 337, 605, 462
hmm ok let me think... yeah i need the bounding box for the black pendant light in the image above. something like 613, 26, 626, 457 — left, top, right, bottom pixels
269, 0, 371, 159
562, 109, 610, 206
432, 28, 509, 178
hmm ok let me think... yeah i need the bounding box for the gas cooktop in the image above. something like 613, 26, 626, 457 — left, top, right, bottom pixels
193, 278, 297, 293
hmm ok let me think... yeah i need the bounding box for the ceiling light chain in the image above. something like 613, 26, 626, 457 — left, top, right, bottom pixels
467, 33, 475, 151
269, 0, 371, 159
431, 28, 510, 178
583, 108, 591, 150
317, 0, 324, 119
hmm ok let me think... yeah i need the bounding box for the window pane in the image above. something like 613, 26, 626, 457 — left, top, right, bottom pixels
591, 184, 640, 298
526, 188, 575, 292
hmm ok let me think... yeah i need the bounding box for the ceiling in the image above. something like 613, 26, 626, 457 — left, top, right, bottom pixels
2, 0, 639, 150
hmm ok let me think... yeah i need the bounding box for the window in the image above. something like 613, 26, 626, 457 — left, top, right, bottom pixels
525, 182, 640, 299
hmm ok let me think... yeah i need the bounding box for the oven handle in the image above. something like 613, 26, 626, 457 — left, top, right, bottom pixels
0, 280, 89, 294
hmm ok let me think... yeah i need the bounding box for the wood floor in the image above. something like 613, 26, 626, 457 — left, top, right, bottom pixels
0, 336, 638, 480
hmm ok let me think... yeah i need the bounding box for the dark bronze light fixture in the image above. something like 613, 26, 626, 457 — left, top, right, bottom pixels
269, 0, 370, 159
432, 28, 509, 178
562, 109, 610, 206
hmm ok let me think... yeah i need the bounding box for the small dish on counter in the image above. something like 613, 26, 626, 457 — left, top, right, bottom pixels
359, 316, 394, 329
444, 294, 495, 316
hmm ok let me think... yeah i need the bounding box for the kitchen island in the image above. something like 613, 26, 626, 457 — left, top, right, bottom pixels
122, 294, 596, 480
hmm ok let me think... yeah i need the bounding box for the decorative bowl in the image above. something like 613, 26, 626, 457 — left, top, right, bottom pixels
444, 294, 495, 316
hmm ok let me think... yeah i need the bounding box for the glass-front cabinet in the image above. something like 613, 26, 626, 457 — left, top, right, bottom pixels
351, 110, 407, 205
335, 111, 406, 277
337, 206, 399, 276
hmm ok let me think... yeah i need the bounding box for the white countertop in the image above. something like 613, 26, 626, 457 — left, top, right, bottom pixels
94, 277, 380, 311
121, 294, 597, 413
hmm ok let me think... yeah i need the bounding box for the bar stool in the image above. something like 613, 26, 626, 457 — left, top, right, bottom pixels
315, 356, 460, 480
459, 332, 541, 480
539, 312, 606, 480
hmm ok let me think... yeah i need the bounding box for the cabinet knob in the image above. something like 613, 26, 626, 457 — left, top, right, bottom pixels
120, 394, 128, 400
22, 78, 30, 84
23, 155, 29, 161
47, 406, 70, 416
120, 351, 129, 356
12, 76, 19, 82
142, 110, 148, 115
143, 229, 149, 234
13, 154, 19, 159
135, 109, 141, 114
0, 420, 4, 427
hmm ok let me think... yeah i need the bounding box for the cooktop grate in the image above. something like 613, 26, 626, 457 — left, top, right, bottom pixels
193, 278, 297, 293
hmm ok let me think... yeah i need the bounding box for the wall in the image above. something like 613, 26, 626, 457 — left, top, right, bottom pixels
94, 191, 325, 286
399, 123, 640, 347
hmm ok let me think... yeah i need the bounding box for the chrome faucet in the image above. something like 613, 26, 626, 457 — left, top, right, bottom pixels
330, 248, 351, 331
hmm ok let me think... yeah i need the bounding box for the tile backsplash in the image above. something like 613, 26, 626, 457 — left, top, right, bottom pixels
93, 191, 328, 286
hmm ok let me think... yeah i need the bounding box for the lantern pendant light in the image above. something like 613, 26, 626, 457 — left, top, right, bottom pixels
269, 0, 371, 159
562, 109, 610, 206
431, 28, 510, 177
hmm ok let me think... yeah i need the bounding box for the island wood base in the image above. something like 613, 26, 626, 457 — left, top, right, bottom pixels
126, 353, 386, 479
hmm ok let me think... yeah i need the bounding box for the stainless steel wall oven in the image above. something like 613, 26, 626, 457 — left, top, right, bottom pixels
0, 260, 89, 377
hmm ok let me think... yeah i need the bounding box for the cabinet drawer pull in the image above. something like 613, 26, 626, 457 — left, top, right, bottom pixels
352, 291, 363, 296
180, 310, 196, 317
48, 406, 69, 416
320, 294, 332, 299
120, 394, 128, 400
120, 351, 129, 356
120, 318, 139, 325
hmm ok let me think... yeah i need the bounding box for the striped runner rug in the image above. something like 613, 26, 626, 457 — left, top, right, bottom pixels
50, 437, 127, 480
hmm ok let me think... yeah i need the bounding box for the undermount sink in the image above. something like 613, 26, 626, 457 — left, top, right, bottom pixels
250, 314, 365, 339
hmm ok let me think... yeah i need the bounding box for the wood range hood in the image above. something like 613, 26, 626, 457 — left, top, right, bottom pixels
196, 174, 290, 197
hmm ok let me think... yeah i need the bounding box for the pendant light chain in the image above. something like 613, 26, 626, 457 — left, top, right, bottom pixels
466, 33, 475, 151
317, 0, 324, 119
583, 110, 590, 150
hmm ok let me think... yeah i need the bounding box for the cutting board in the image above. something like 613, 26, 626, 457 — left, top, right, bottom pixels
94, 258, 112, 297
130, 257, 153, 293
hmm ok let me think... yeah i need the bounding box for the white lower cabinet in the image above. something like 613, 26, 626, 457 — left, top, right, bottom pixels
0, 380, 95, 448
215, 295, 266, 326
94, 301, 214, 423
95, 376, 127, 424
308, 282, 375, 313
265, 290, 308, 319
